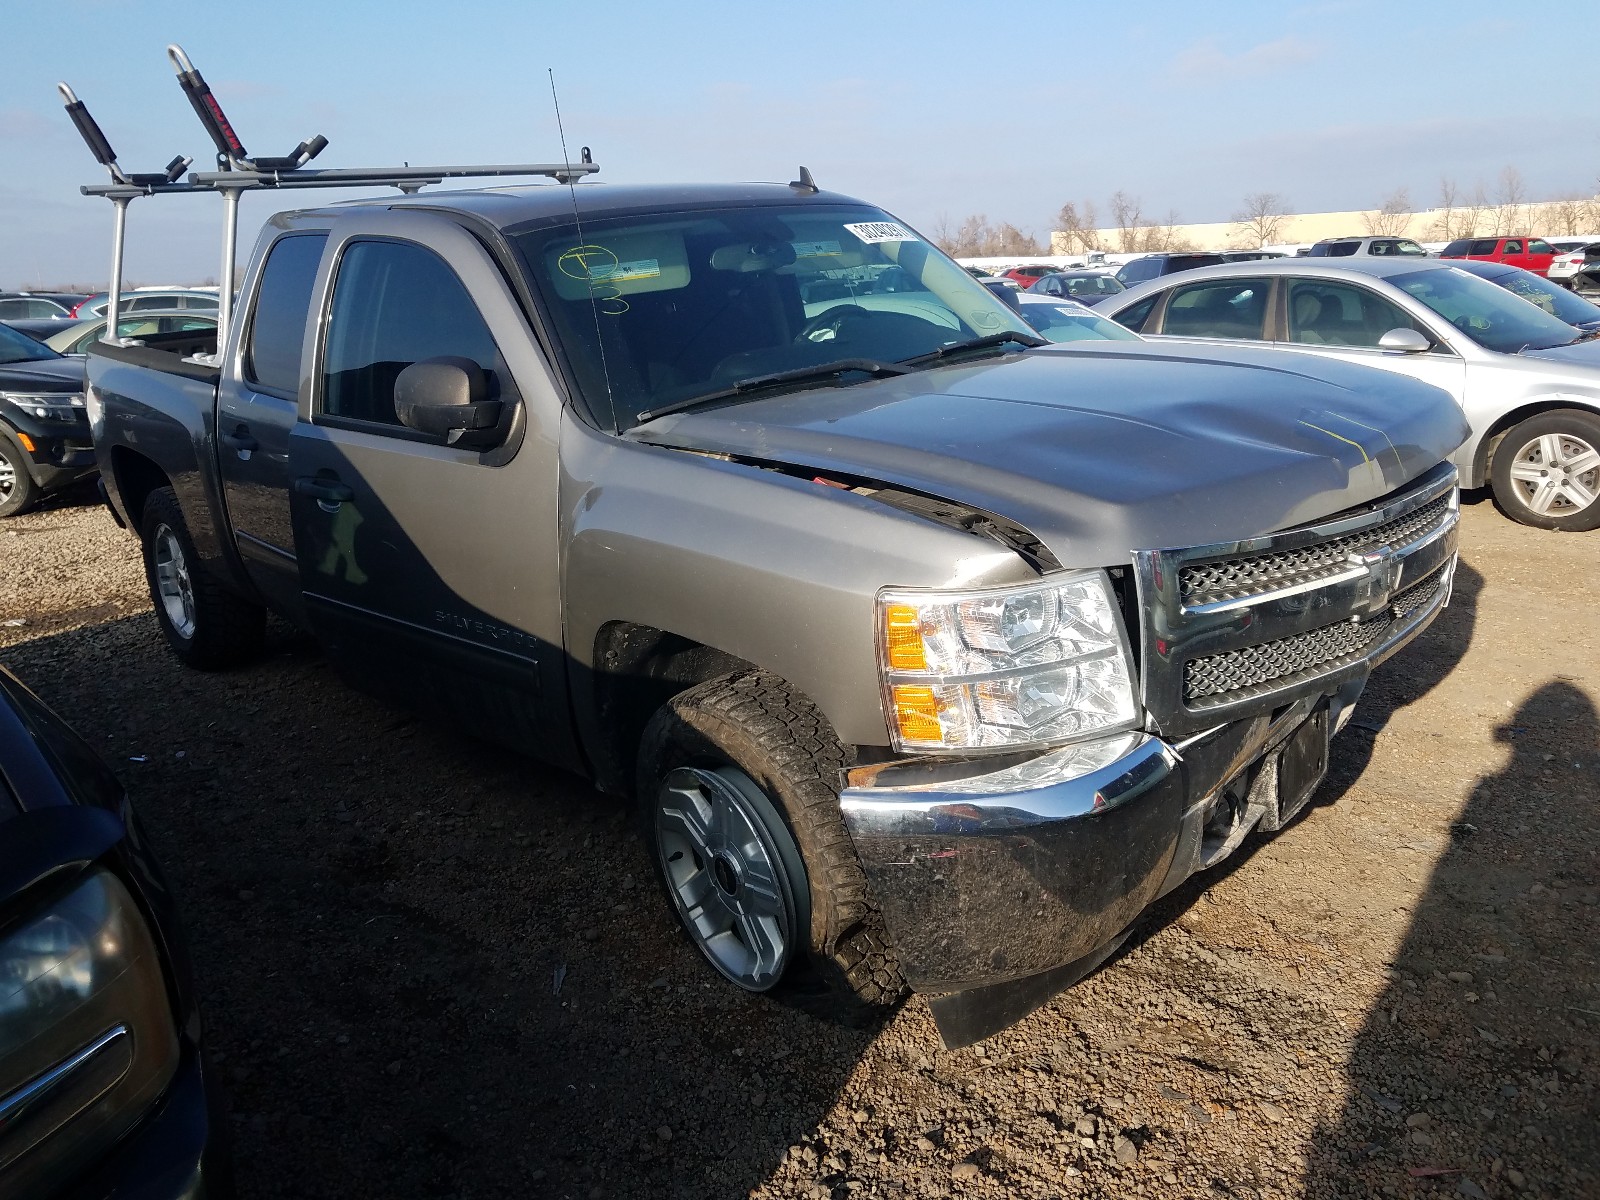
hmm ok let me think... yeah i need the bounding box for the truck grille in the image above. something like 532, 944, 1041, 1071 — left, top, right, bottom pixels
1134, 464, 1459, 736
1184, 572, 1444, 706
1179, 493, 1451, 606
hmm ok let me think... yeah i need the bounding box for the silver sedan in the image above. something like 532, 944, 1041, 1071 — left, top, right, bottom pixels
1103, 257, 1600, 530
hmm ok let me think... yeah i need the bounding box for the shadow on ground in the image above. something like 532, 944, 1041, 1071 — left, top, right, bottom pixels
1302, 682, 1600, 1198
5, 612, 876, 1200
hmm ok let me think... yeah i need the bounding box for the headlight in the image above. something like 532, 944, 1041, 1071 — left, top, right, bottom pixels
1, 392, 87, 422
877, 572, 1140, 752
0, 870, 178, 1194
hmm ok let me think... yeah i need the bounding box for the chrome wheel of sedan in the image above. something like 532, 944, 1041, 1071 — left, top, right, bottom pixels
653, 765, 803, 991
1506, 431, 1600, 517
1491, 410, 1600, 531
152, 523, 198, 639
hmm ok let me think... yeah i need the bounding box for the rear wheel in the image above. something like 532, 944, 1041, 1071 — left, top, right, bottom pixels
1489, 409, 1600, 531
139, 486, 267, 668
638, 671, 905, 1020
0, 435, 40, 518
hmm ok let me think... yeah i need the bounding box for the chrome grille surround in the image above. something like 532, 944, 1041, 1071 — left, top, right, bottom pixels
1133, 463, 1460, 737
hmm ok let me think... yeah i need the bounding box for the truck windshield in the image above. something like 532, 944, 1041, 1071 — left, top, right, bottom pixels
511, 205, 1034, 430
0, 322, 60, 365
1393, 267, 1585, 354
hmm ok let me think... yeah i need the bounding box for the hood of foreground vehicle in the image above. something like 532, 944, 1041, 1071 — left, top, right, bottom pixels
634, 341, 1470, 567
0, 356, 87, 393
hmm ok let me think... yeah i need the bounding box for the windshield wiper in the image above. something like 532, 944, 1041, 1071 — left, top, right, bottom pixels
633, 358, 912, 424
899, 330, 1047, 368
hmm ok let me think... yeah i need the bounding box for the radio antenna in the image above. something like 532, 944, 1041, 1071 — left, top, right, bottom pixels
550, 69, 618, 431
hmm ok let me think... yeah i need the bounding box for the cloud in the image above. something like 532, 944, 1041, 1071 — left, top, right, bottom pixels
1171, 35, 1321, 81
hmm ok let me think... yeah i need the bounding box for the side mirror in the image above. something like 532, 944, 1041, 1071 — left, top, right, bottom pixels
394, 356, 503, 445
1378, 327, 1432, 354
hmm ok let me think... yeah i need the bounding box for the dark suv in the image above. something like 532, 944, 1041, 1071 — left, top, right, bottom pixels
1113, 252, 1226, 287
0, 321, 94, 517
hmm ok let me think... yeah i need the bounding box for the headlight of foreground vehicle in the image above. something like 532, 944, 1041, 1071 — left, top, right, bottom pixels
0, 869, 178, 1196
0, 392, 88, 422
877, 571, 1140, 753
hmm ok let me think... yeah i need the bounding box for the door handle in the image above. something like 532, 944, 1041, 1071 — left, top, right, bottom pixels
221, 425, 259, 454
293, 476, 354, 504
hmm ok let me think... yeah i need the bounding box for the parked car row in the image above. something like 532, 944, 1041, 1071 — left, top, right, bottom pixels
0, 289, 219, 324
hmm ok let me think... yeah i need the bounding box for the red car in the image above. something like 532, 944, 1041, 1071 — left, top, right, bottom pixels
1439, 235, 1560, 278
1000, 264, 1057, 288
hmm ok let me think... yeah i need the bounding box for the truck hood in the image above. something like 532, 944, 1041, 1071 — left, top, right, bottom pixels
632, 341, 1469, 567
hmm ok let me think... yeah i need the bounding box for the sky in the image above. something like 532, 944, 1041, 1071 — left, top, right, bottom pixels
3, 0, 1597, 287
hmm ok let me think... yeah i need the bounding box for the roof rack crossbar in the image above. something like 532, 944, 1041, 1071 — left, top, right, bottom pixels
187, 161, 597, 189
69, 46, 599, 354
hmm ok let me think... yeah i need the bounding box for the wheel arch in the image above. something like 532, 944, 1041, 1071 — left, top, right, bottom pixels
108, 445, 173, 530
1474, 397, 1600, 487
580, 620, 763, 797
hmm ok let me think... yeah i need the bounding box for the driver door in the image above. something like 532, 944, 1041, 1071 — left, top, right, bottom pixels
286, 211, 580, 770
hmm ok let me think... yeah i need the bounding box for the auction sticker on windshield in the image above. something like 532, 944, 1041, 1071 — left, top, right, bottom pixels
844, 221, 918, 244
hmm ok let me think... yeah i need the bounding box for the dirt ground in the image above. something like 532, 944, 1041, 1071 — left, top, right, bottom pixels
1, 486, 1595, 1200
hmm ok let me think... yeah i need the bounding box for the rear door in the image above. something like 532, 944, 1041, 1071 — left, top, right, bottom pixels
286, 209, 578, 769
216, 229, 328, 617
1149, 276, 1274, 344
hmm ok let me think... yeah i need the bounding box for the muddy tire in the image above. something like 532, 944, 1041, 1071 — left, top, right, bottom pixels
0, 434, 41, 518
139, 486, 266, 669
1488, 409, 1600, 531
637, 671, 906, 1021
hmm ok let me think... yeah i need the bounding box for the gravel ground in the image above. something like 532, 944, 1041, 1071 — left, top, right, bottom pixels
1, 485, 1595, 1200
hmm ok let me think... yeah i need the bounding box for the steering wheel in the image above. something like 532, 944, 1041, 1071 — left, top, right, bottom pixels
796, 304, 874, 343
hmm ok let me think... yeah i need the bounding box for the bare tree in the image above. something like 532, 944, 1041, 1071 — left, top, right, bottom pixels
1231, 192, 1293, 249
1362, 188, 1413, 237
1140, 209, 1188, 252
1539, 196, 1587, 237
930, 212, 958, 254
1432, 178, 1488, 240
1491, 166, 1529, 236
989, 223, 1044, 256
937, 214, 1045, 257
1054, 200, 1103, 253
1109, 191, 1146, 253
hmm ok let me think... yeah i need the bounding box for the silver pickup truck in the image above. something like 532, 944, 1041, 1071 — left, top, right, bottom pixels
87, 181, 1469, 1045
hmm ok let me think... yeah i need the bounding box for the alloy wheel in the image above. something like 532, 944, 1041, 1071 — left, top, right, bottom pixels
654, 765, 800, 991
152, 523, 198, 639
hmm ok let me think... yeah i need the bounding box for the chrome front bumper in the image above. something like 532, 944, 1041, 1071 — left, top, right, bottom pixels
842, 494, 1459, 1044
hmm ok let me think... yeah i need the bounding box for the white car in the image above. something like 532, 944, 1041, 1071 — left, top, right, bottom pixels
1548, 243, 1598, 285
1103, 257, 1600, 530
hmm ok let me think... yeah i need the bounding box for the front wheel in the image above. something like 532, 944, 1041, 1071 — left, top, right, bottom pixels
139, 486, 267, 668
637, 672, 906, 1020
0, 435, 41, 518
1489, 409, 1600, 531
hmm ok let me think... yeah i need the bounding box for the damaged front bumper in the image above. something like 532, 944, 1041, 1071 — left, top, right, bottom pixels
842, 467, 1460, 1047
840, 693, 1356, 1046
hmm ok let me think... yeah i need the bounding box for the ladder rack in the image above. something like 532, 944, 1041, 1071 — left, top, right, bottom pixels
64, 45, 598, 352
